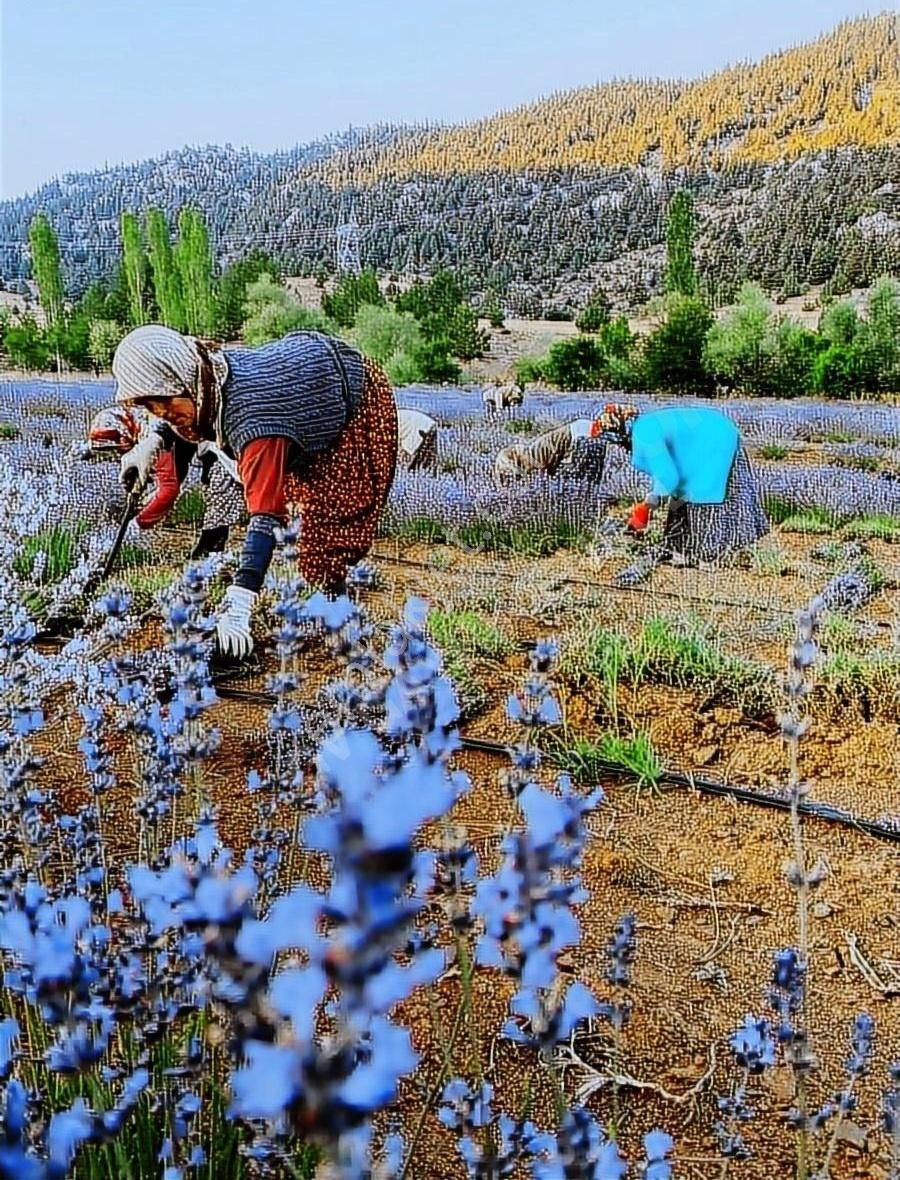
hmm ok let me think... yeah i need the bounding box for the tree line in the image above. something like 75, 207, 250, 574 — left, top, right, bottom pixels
0, 207, 494, 384
3, 194, 898, 399
1, 146, 897, 318
515, 191, 900, 398
0, 208, 280, 371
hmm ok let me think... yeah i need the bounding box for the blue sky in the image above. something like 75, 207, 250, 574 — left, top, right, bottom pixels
0, 0, 884, 198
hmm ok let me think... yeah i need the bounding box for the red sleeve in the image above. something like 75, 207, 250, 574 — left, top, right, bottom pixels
136, 450, 182, 529
238, 437, 290, 520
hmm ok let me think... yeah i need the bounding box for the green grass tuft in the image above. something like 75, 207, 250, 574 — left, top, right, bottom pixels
13, 522, 90, 584
842, 515, 900, 543
428, 608, 513, 660
170, 487, 206, 525
552, 731, 664, 792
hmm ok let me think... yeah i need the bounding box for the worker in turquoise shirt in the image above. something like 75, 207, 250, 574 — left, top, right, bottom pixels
593, 403, 769, 566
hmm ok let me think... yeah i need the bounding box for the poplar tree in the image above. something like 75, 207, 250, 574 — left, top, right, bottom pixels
175, 208, 216, 336
120, 212, 148, 327
146, 207, 185, 330
27, 214, 64, 327
664, 189, 698, 298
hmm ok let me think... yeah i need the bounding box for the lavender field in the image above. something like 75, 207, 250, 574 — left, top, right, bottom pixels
0, 376, 898, 1180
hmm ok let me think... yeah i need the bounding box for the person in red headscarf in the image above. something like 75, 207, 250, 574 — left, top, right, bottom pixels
86, 405, 243, 558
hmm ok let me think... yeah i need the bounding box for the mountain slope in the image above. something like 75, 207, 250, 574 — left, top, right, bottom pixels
0, 15, 897, 311
308, 12, 898, 182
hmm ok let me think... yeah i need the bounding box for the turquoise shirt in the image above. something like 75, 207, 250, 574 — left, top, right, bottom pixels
630, 407, 740, 504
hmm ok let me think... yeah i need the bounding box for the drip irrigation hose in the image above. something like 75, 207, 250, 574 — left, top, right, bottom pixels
459, 734, 900, 845
371, 549, 895, 629
205, 672, 900, 847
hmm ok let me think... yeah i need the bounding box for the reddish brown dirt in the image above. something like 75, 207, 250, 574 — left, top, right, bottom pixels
31, 531, 900, 1179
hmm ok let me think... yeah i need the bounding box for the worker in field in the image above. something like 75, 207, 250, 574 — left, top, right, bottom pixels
397, 407, 439, 472
112, 325, 398, 658
85, 404, 245, 559
592, 402, 769, 566
483, 378, 524, 415
493, 418, 607, 485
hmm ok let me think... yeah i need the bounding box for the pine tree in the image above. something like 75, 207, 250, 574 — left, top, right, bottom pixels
120, 212, 148, 327
27, 214, 64, 327
664, 190, 698, 298
146, 207, 185, 330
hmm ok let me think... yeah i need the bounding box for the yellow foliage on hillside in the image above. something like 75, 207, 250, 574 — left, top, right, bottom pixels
317, 13, 898, 182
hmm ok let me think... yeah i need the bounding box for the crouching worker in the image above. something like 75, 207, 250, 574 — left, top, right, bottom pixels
398, 408, 439, 472
592, 403, 769, 566
493, 418, 606, 485
112, 325, 398, 658
483, 379, 524, 415
87, 405, 244, 559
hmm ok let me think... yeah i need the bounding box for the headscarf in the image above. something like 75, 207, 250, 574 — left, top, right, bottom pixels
112, 325, 228, 441
589, 402, 639, 446
87, 406, 141, 452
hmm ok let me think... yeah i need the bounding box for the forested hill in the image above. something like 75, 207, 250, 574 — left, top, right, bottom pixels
310, 12, 899, 182
0, 14, 898, 313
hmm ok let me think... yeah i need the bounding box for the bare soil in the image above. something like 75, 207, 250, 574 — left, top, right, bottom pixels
32, 522, 900, 1178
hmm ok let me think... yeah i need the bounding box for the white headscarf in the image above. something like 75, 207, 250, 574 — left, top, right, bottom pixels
113, 324, 229, 404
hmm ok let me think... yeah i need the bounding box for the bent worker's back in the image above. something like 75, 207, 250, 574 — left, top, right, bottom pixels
222, 331, 364, 458
630, 407, 739, 504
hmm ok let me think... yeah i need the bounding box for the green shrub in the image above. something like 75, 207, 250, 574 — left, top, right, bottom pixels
813, 343, 866, 398
642, 295, 714, 393
412, 337, 461, 383
88, 318, 126, 371
542, 335, 606, 391
322, 269, 385, 328
242, 275, 335, 345
575, 286, 611, 333
2, 315, 51, 370
483, 291, 505, 329
513, 355, 548, 385
216, 250, 279, 338
758, 444, 788, 460
0, 422, 20, 440
350, 302, 422, 361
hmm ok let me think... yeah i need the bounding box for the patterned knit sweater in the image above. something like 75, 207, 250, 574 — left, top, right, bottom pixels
220, 331, 364, 460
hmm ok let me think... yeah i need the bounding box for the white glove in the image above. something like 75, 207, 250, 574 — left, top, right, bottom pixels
197, 440, 240, 484
120, 432, 164, 490
216, 585, 256, 658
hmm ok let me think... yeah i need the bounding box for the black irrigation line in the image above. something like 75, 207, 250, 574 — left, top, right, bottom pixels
446, 734, 900, 847
371, 549, 896, 629
27, 630, 900, 846
206, 671, 900, 848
